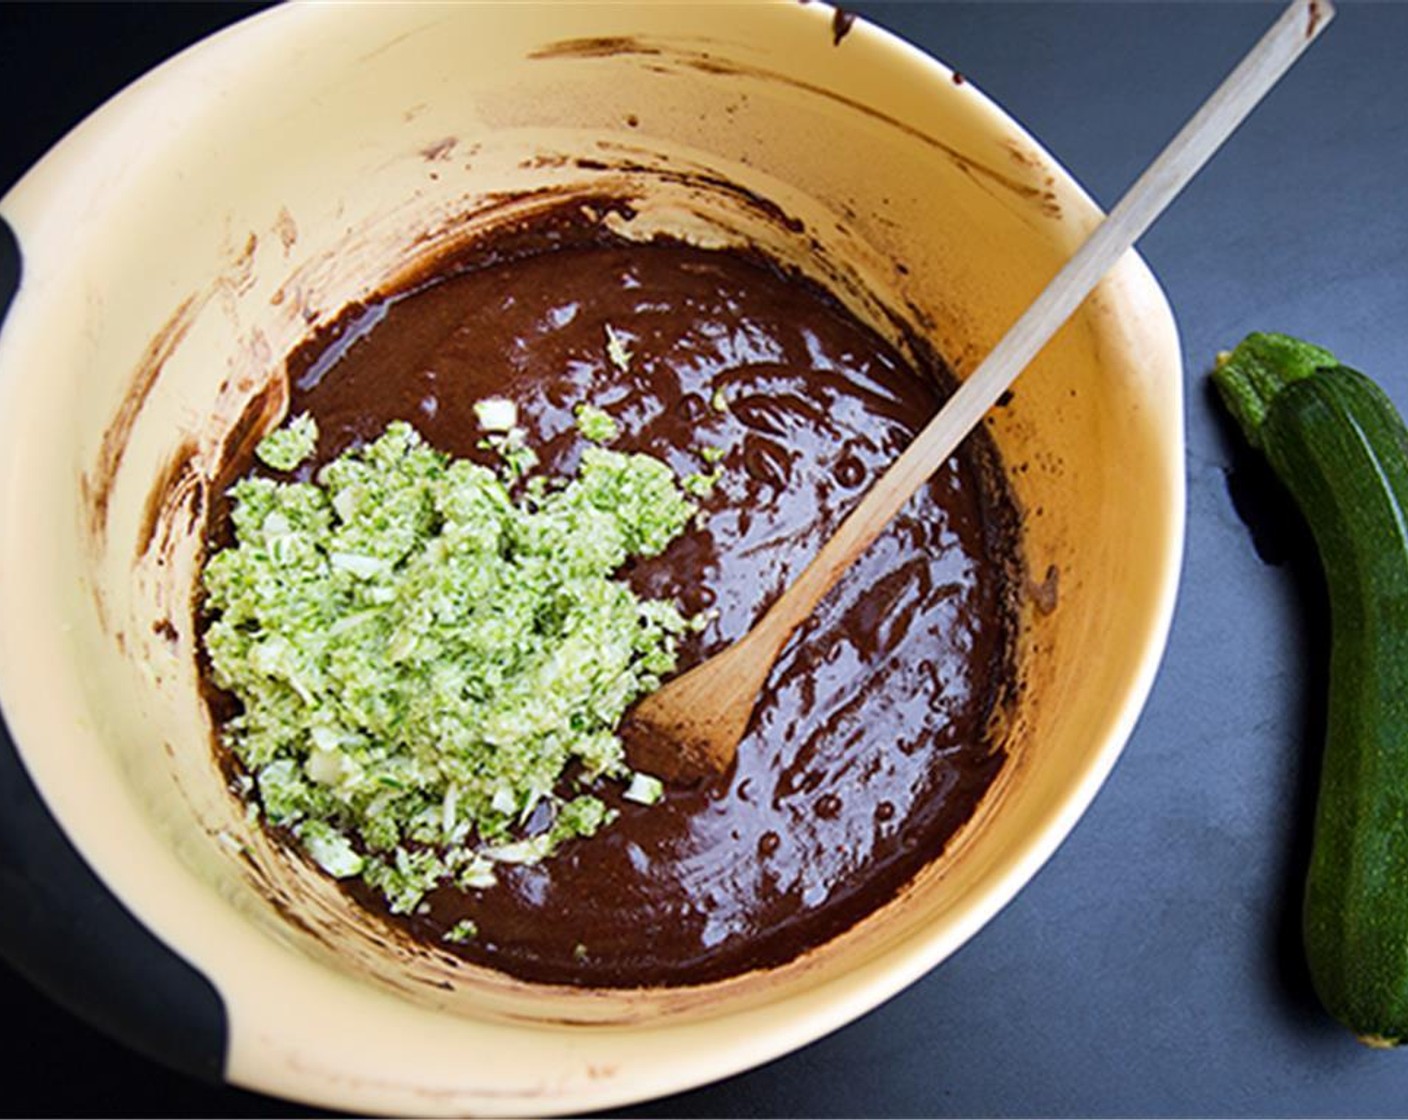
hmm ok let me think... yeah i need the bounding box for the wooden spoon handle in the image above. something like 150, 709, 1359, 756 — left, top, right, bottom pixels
749, 0, 1333, 658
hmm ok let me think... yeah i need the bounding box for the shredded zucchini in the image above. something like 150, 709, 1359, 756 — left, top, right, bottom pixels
254, 412, 318, 471
575, 403, 620, 444
203, 418, 697, 913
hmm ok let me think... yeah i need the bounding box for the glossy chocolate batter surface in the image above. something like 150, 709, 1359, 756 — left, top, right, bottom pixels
211, 240, 1020, 987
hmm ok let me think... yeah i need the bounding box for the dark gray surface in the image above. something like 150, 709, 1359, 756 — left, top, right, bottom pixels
2, 2, 1407, 1116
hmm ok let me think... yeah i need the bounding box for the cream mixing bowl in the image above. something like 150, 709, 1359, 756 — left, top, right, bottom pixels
0, 3, 1183, 1113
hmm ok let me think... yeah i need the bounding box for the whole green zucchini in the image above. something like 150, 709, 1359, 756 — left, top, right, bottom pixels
1215, 332, 1408, 1048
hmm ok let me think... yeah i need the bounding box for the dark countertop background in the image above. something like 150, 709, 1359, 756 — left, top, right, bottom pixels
2, 2, 1407, 1116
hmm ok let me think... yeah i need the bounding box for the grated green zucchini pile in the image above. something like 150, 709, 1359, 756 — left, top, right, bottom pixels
201, 410, 699, 915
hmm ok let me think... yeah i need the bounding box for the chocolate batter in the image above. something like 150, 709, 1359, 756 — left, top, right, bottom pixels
207, 237, 1022, 988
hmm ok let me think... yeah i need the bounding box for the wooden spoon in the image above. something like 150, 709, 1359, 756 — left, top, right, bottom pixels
624, 0, 1334, 783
